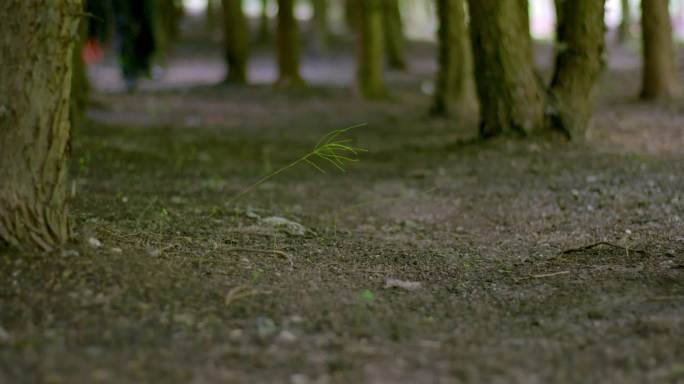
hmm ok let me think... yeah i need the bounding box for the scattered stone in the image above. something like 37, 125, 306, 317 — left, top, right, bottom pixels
147, 248, 161, 257
170, 196, 183, 204
261, 216, 307, 236
0, 326, 11, 343
384, 278, 422, 291
110, 247, 123, 254
290, 373, 309, 384
276, 330, 297, 343
88, 237, 102, 248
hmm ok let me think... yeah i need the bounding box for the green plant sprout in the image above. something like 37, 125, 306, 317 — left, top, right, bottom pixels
227, 123, 367, 206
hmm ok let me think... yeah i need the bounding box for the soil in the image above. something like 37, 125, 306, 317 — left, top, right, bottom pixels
1, 39, 684, 383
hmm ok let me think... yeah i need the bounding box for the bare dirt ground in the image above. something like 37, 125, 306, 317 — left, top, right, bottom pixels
1, 40, 684, 383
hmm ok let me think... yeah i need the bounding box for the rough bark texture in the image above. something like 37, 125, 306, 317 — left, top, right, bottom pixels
431, 0, 475, 116
641, 0, 680, 100
222, 0, 249, 84
467, 0, 545, 137
382, 0, 406, 70
277, 0, 304, 85
0, 0, 81, 251
357, 0, 386, 99
549, 0, 606, 139
617, 0, 632, 43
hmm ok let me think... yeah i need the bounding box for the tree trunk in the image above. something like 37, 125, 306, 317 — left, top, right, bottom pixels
549, 0, 606, 139
357, 0, 386, 99
345, 0, 361, 34
277, 0, 305, 85
431, 0, 475, 116
311, 0, 330, 53
617, 0, 632, 44
222, 0, 249, 84
382, 0, 406, 70
640, 0, 680, 100
0, 0, 81, 251
258, 0, 270, 44
467, 0, 545, 137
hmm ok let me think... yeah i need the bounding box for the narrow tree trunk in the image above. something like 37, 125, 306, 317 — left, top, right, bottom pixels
640, 0, 680, 100
431, 0, 474, 116
258, 0, 270, 44
382, 0, 407, 70
311, 0, 330, 53
357, 0, 386, 99
222, 0, 249, 84
0, 0, 81, 251
467, 0, 545, 137
549, 0, 606, 139
345, 0, 361, 34
553, 0, 564, 42
277, 0, 305, 85
617, 0, 632, 44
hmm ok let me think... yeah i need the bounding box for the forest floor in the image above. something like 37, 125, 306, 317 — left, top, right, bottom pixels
2, 41, 684, 383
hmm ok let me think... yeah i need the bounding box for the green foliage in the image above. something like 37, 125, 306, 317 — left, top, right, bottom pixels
227, 123, 367, 205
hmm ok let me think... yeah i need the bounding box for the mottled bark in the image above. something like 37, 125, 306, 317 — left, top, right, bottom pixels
277, 0, 305, 85
549, 0, 606, 139
222, 0, 249, 84
467, 0, 545, 137
431, 0, 475, 116
640, 0, 680, 100
357, 0, 386, 99
0, 0, 82, 250
382, 0, 406, 70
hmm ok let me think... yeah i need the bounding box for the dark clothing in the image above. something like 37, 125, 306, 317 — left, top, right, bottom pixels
111, 0, 157, 89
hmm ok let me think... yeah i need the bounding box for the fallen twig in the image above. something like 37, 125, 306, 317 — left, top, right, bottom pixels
560, 241, 648, 256
531, 270, 570, 279
224, 247, 294, 267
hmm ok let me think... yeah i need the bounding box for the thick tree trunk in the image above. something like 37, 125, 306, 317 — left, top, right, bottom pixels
357, 0, 386, 99
431, 0, 474, 116
617, 0, 632, 43
277, 0, 305, 85
382, 0, 406, 70
549, 0, 606, 139
640, 0, 680, 100
222, 0, 249, 84
0, 0, 81, 251
467, 0, 545, 137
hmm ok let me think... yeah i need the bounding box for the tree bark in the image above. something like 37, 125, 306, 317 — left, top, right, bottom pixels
277, 0, 305, 85
549, 0, 605, 139
357, 0, 386, 99
382, 0, 406, 70
222, 0, 249, 84
431, 0, 474, 116
640, 0, 680, 100
617, 0, 632, 44
467, 0, 545, 137
0, 0, 82, 251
